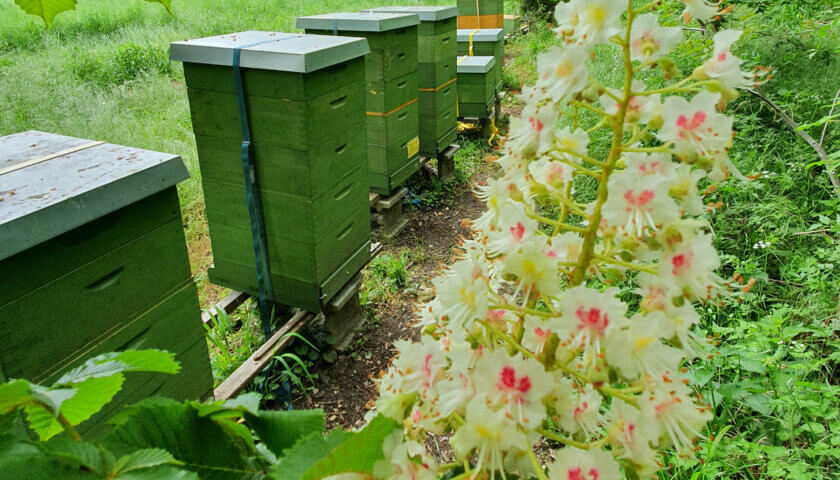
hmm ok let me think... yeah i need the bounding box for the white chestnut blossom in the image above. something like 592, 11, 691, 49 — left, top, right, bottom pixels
369, 3, 754, 478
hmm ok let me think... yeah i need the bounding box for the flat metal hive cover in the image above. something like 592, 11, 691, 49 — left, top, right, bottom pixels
361, 6, 458, 22
0, 130, 189, 261
170, 31, 370, 73
296, 12, 419, 32
457, 55, 496, 73
457, 28, 505, 42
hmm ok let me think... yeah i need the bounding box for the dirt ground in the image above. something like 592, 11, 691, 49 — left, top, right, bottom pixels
295, 169, 490, 430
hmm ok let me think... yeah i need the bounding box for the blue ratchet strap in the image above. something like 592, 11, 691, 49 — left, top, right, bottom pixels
232, 36, 294, 337
332, 16, 339, 35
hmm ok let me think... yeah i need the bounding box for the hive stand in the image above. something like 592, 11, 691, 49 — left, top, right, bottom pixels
370, 187, 409, 241
0, 130, 212, 436
363, 6, 461, 166
297, 13, 422, 197
170, 32, 372, 315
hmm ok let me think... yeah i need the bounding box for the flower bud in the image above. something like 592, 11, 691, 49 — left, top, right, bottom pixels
659, 58, 680, 80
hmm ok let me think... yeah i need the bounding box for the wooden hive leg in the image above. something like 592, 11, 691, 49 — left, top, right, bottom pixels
320, 274, 365, 351
375, 186, 409, 241
437, 143, 461, 182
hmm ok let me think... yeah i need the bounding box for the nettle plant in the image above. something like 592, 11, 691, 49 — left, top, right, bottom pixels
372, 1, 766, 480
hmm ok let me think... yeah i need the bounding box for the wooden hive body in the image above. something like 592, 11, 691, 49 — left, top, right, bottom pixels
363, 6, 459, 156
297, 13, 422, 194
456, 0, 503, 28
0, 130, 211, 437
457, 55, 497, 118
457, 28, 505, 90
170, 31, 372, 311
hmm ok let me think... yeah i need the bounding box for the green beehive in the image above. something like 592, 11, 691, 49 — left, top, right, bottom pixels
457, 28, 505, 90
170, 31, 372, 312
457, 0, 503, 16
363, 6, 459, 157
0, 130, 212, 436
457, 55, 497, 118
296, 13, 421, 195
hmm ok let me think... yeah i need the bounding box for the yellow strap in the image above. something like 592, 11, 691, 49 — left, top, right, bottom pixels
0, 141, 104, 176
366, 98, 418, 117
418, 77, 456, 92
489, 116, 499, 145
475, 0, 482, 28
468, 28, 479, 56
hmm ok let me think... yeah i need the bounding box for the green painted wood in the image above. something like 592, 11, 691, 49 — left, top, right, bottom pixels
366, 101, 419, 145
418, 31, 457, 63
0, 189, 180, 307
367, 72, 417, 113
194, 123, 365, 200
420, 103, 457, 142
418, 59, 456, 89
209, 201, 370, 285
504, 15, 522, 34
457, 41, 504, 88
210, 239, 370, 312
458, 99, 494, 118
418, 79, 458, 117
418, 16, 457, 36
186, 79, 364, 151
365, 42, 419, 82
436, 127, 458, 152
369, 156, 420, 196
202, 166, 368, 246
458, 72, 496, 103
182, 58, 365, 101
457, 0, 503, 15
304, 26, 418, 50
0, 218, 192, 382
368, 132, 420, 175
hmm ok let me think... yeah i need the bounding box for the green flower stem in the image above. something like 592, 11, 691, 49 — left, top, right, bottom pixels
479, 320, 538, 360
548, 152, 603, 178
550, 147, 608, 168
569, 100, 612, 118
622, 144, 673, 153
594, 254, 658, 274
570, 1, 636, 287
527, 448, 550, 480
537, 427, 602, 450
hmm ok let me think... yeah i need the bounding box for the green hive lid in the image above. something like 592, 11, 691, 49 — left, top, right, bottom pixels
0, 130, 189, 261
170, 31, 370, 73
457, 55, 496, 73
361, 6, 458, 21
296, 12, 419, 32
457, 28, 505, 42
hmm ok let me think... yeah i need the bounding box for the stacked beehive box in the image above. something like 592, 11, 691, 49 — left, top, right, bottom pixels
457, 55, 497, 118
0, 130, 212, 436
170, 32, 372, 313
457, 28, 505, 91
457, 0, 503, 28
504, 15, 522, 35
363, 6, 459, 158
297, 13, 421, 195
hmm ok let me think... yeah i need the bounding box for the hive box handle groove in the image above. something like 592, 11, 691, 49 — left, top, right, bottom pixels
329, 95, 348, 108
336, 223, 353, 240
85, 267, 125, 291
399, 111, 408, 120
334, 143, 348, 154
398, 81, 407, 88
119, 325, 152, 351
334, 183, 353, 201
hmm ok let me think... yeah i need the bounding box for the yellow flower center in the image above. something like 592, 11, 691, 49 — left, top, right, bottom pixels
586, 5, 607, 24
556, 61, 574, 78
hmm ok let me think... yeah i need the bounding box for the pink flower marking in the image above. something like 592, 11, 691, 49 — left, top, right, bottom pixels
676, 111, 707, 131
510, 222, 525, 241
497, 366, 532, 394
671, 251, 693, 275
575, 307, 609, 335
624, 189, 656, 208
530, 117, 544, 132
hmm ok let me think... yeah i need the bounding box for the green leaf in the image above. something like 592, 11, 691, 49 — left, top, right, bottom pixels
56, 350, 179, 386
0, 380, 34, 414
144, 0, 172, 14
114, 448, 175, 474
271, 429, 351, 480
301, 415, 399, 480
13, 0, 77, 28
26, 375, 124, 441
245, 409, 325, 457
117, 466, 199, 480
0, 434, 89, 479
271, 415, 399, 480
106, 398, 262, 480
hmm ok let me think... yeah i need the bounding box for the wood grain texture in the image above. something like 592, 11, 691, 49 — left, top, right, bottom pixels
367, 72, 418, 113
367, 101, 419, 145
